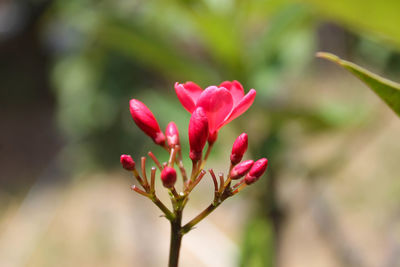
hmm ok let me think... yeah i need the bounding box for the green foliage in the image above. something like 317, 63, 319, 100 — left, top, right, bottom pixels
317, 52, 400, 117
302, 0, 400, 49
240, 217, 274, 267
48, 0, 316, 169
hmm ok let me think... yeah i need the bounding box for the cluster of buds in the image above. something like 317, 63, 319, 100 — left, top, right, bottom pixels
121, 80, 268, 238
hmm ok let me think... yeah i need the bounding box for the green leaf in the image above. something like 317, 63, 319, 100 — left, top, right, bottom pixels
316, 52, 400, 117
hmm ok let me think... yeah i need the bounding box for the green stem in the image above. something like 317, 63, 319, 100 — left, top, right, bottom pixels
152, 196, 174, 220
203, 143, 213, 162
181, 203, 219, 234
169, 210, 183, 267
199, 143, 213, 170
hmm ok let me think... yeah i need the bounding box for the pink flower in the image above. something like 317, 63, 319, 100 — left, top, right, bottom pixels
129, 99, 166, 146
230, 133, 248, 165
175, 80, 256, 143
188, 107, 209, 162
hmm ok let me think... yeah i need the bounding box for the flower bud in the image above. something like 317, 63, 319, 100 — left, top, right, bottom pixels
230, 160, 254, 180
165, 122, 180, 148
129, 99, 166, 145
244, 158, 268, 185
208, 131, 218, 145
161, 167, 177, 188
230, 133, 248, 165
120, 154, 136, 171
189, 107, 209, 161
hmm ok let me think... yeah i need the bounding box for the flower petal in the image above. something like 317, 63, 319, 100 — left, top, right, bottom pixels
174, 82, 203, 113
220, 80, 244, 105
196, 86, 233, 134
219, 89, 256, 128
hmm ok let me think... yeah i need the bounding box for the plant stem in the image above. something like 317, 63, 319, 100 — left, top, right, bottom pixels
181, 203, 219, 234
169, 210, 183, 267
151, 196, 174, 220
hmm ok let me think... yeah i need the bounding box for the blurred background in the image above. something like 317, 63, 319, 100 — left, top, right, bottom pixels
1, 0, 400, 266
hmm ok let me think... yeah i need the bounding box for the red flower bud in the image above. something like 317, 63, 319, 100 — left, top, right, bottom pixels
230, 133, 248, 165
161, 167, 177, 188
230, 160, 254, 180
189, 107, 209, 161
208, 131, 218, 145
244, 158, 268, 185
129, 99, 165, 145
120, 154, 136, 171
165, 122, 180, 148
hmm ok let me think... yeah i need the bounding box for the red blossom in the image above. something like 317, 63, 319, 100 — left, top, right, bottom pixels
175, 80, 256, 143
129, 99, 166, 145
188, 107, 209, 162
230, 133, 248, 165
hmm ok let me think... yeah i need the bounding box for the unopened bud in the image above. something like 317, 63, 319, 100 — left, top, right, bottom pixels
129, 99, 166, 145
161, 167, 177, 188
230, 133, 248, 165
120, 154, 136, 171
189, 107, 209, 161
166, 122, 180, 148
230, 160, 254, 180
245, 158, 268, 185
208, 131, 218, 145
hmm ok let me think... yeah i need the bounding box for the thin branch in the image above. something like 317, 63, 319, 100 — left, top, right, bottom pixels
151, 195, 174, 221
218, 173, 225, 194
168, 147, 177, 167
150, 167, 156, 193
175, 145, 188, 183
232, 179, 244, 190
148, 151, 163, 171
232, 183, 247, 195
131, 169, 145, 188
181, 203, 218, 234
209, 169, 218, 192
131, 185, 150, 197
141, 157, 149, 187
187, 170, 206, 193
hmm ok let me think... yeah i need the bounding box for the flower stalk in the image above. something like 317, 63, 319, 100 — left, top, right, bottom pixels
121, 81, 268, 266
169, 210, 183, 267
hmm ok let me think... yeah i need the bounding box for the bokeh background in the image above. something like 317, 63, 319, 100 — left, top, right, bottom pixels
1, 0, 400, 266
